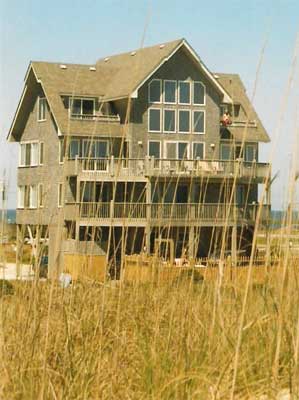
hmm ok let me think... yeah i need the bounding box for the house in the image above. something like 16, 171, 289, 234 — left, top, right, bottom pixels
7, 38, 271, 276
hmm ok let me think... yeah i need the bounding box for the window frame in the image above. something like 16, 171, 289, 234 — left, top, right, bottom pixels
164, 141, 190, 159
38, 183, 44, 208
59, 140, 65, 164
37, 97, 46, 122
245, 144, 257, 162
178, 81, 191, 105
29, 185, 38, 209
192, 142, 205, 159
148, 79, 162, 104
39, 142, 44, 165
148, 140, 161, 168
58, 183, 63, 208
148, 108, 162, 133
178, 109, 191, 133
69, 139, 80, 160
163, 108, 176, 133
18, 141, 39, 167
17, 186, 25, 209
220, 143, 233, 160
69, 97, 96, 118
163, 80, 177, 104
193, 81, 206, 106
193, 110, 205, 134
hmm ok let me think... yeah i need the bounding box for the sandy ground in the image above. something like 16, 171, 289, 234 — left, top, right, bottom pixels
0, 262, 34, 280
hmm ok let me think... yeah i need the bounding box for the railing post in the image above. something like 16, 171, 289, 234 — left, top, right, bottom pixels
110, 200, 114, 219
110, 155, 114, 176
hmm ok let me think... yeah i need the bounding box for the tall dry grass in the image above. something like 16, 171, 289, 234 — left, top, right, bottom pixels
1, 260, 299, 399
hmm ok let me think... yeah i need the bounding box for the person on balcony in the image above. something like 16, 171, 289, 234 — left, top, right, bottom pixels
221, 110, 232, 126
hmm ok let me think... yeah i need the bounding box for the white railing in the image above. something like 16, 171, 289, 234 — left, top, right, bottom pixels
70, 157, 271, 180
70, 114, 120, 122
78, 202, 270, 223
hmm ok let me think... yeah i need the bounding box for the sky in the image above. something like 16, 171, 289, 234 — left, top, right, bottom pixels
0, 0, 299, 209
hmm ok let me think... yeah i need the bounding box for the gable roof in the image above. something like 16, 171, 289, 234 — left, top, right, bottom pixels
215, 73, 270, 143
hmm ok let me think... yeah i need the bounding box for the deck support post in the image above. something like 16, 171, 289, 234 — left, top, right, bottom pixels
145, 180, 151, 254
188, 226, 195, 259
16, 224, 23, 279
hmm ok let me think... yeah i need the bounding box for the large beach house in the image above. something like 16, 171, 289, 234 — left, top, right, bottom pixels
7, 38, 271, 275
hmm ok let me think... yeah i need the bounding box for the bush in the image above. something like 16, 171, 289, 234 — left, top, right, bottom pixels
0, 279, 14, 296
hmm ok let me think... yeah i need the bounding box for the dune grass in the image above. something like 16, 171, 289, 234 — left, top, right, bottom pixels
1, 261, 299, 399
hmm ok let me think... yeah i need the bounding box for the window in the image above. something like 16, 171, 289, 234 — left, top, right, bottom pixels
178, 142, 189, 159
220, 144, 233, 160
58, 183, 63, 207
193, 111, 205, 134
178, 110, 190, 133
148, 79, 161, 103
148, 109, 161, 132
17, 186, 25, 209
245, 145, 257, 162
38, 184, 44, 207
38, 97, 46, 121
39, 142, 44, 165
193, 82, 205, 105
19, 142, 39, 167
193, 142, 204, 159
83, 140, 108, 158
178, 81, 191, 104
70, 98, 95, 118
29, 185, 38, 209
69, 139, 80, 159
164, 80, 176, 103
149, 141, 161, 168
59, 140, 65, 163
163, 109, 176, 133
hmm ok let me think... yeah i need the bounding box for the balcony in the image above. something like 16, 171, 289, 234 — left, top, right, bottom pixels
66, 157, 271, 183
64, 202, 270, 227
70, 113, 120, 123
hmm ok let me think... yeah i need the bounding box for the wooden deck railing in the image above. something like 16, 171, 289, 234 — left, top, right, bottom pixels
70, 157, 270, 180
78, 202, 270, 223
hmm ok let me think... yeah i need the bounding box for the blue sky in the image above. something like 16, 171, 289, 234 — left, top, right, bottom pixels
0, 0, 298, 208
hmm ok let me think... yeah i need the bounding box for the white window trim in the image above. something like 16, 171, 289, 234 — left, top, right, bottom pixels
193, 81, 206, 106
163, 108, 176, 133
29, 185, 38, 209
220, 143, 233, 160
192, 141, 205, 159
17, 186, 25, 209
69, 97, 96, 118
19, 141, 39, 167
148, 79, 162, 104
37, 97, 46, 122
58, 183, 63, 208
163, 80, 177, 104
59, 140, 64, 164
193, 110, 205, 134
39, 142, 44, 165
82, 139, 109, 158
148, 108, 162, 133
164, 141, 190, 159
38, 183, 44, 208
148, 140, 161, 168
69, 139, 80, 159
178, 109, 191, 133
245, 144, 257, 162
178, 80, 191, 105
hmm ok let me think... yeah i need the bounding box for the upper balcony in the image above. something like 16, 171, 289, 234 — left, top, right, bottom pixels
65, 156, 271, 183
70, 113, 120, 123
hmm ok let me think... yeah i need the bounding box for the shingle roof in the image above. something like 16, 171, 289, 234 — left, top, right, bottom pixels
215, 73, 270, 143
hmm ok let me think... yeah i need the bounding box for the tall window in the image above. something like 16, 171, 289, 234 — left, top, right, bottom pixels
149, 141, 161, 168
58, 183, 63, 207
70, 98, 95, 118
178, 142, 188, 159
178, 110, 190, 133
148, 79, 161, 103
178, 81, 191, 104
59, 140, 65, 163
163, 109, 176, 133
193, 142, 204, 159
38, 97, 46, 121
17, 186, 25, 209
39, 142, 44, 165
38, 184, 44, 207
69, 139, 80, 159
193, 111, 205, 134
29, 185, 38, 209
19, 142, 39, 167
163, 80, 176, 103
83, 140, 108, 158
148, 109, 161, 132
221, 144, 233, 160
245, 145, 257, 162
193, 82, 205, 105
